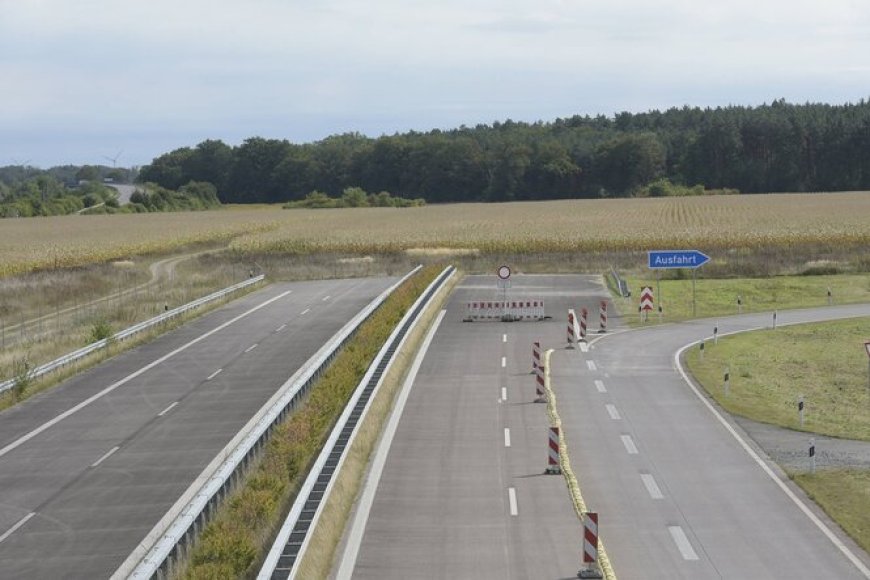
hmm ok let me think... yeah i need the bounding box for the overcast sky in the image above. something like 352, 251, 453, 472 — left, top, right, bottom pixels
2, 0, 869, 168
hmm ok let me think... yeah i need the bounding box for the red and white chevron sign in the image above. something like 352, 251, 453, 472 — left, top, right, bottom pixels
640, 286, 654, 311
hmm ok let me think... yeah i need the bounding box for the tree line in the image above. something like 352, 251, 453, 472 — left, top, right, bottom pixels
137, 99, 870, 203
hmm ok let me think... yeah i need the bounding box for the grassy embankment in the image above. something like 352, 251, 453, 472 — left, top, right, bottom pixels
684, 318, 870, 552
180, 265, 444, 579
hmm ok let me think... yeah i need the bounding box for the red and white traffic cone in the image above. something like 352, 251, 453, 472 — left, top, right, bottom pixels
598, 300, 608, 333
578, 512, 603, 578
579, 307, 588, 341
532, 341, 541, 374
534, 363, 547, 403
545, 426, 561, 474
567, 309, 577, 348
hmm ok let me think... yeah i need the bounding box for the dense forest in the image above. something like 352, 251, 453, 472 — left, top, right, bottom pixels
137, 99, 870, 204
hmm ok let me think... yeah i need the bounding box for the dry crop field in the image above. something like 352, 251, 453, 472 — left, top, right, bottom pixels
2, 192, 869, 276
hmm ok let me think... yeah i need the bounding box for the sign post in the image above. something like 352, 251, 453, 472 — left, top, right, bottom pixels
648, 250, 710, 317
497, 266, 511, 321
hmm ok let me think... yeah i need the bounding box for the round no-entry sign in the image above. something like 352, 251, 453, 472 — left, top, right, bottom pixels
498, 265, 511, 280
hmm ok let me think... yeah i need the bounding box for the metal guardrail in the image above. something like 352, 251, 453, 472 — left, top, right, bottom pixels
258, 265, 455, 580
113, 266, 425, 580
0, 275, 265, 396
610, 267, 630, 298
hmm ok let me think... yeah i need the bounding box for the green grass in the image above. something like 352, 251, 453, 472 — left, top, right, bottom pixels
792, 469, 870, 553
684, 317, 870, 440
623, 273, 870, 323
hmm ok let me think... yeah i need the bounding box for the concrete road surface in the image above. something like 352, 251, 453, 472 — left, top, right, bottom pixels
0, 276, 396, 579
338, 275, 870, 579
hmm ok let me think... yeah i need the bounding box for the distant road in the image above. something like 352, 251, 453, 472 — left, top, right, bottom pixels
0, 276, 397, 579
106, 183, 137, 204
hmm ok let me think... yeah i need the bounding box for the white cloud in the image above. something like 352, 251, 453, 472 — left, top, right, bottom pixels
1, 0, 869, 166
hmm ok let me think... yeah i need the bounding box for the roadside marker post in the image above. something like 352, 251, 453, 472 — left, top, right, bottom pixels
578, 512, 603, 579
723, 367, 730, 397
545, 426, 561, 474
579, 308, 588, 341
799, 396, 805, 428
737, 295, 743, 314
598, 301, 607, 333
809, 439, 816, 473
699, 340, 705, 361
773, 310, 778, 330
714, 323, 719, 345
864, 341, 870, 406
827, 287, 833, 306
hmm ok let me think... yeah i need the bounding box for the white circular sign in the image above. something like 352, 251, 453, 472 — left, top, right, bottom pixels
497, 265, 511, 280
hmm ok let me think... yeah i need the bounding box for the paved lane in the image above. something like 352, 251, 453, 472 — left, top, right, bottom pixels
340, 274, 615, 580
0, 277, 397, 579
554, 304, 870, 579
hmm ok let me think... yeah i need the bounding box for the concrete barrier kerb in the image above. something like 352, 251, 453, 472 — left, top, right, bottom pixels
543, 349, 617, 580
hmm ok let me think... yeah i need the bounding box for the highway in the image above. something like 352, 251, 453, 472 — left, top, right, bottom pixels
337, 275, 870, 579
0, 276, 397, 579
338, 274, 613, 579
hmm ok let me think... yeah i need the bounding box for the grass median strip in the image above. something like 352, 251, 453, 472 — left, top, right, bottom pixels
180, 265, 443, 579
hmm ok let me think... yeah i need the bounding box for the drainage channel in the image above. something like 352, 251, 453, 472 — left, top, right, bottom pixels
266, 266, 454, 579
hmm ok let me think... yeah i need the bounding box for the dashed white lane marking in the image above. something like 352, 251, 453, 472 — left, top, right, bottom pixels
244, 343, 258, 353
641, 473, 664, 499
0, 512, 36, 544
587, 360, 597, 371
668, 526, 699, 560
501, 387, 507, 401
207, 368, 223, 381
0, 290, 292, 460
504, 428, 511, 447
301, 308, 310, 315
322, 295, 331, 301
508, 488, 518, 516
594, 380, 607, 393
621, 434, 639, 455
605, 404, 621, 420
579, 342, 589, 353
501, 356, 506, 368
157, 402, 179, 416
502, 334, 507, 343
91, 446, 120, 468
275, 324, 287, 333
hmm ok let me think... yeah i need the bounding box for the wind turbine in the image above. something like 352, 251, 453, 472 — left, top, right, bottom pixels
103, 150, 123, 168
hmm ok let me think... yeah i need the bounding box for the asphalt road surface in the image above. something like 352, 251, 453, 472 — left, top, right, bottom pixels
338, 275, 870, 579
339, 274, 614, 579
0, 276, 396, 579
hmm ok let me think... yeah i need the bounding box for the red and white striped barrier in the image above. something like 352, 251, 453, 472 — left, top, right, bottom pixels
579, 307, 588, 341
545, 426, 561, 474
578, 512, 603, 578
598, 300, 607, 333
567, 309, 577, 348
534, 363, 546, 403
532, 341, 541, 373
463, 300, 546, 321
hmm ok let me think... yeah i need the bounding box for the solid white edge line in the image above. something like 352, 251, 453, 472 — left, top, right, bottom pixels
675, 340, 870, 577
157, 402, 179, 417
504, 428, 511, 447
334, 309, 447, 580
206, 369, 223, 381
668, 526, 699, 561
508, 487, 519, 516
0, 512, 36, 544
91, 445, 120, 468
0, 290, 292, 460
621, 434, 639, 455
245, 343, 258, 353
587, 360, 597, 371
594, 379, 607, 393
641, 473, 664, 500
605, 404, 621, 420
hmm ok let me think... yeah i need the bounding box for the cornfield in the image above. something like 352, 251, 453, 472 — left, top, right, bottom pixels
2, 193, 869, 277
